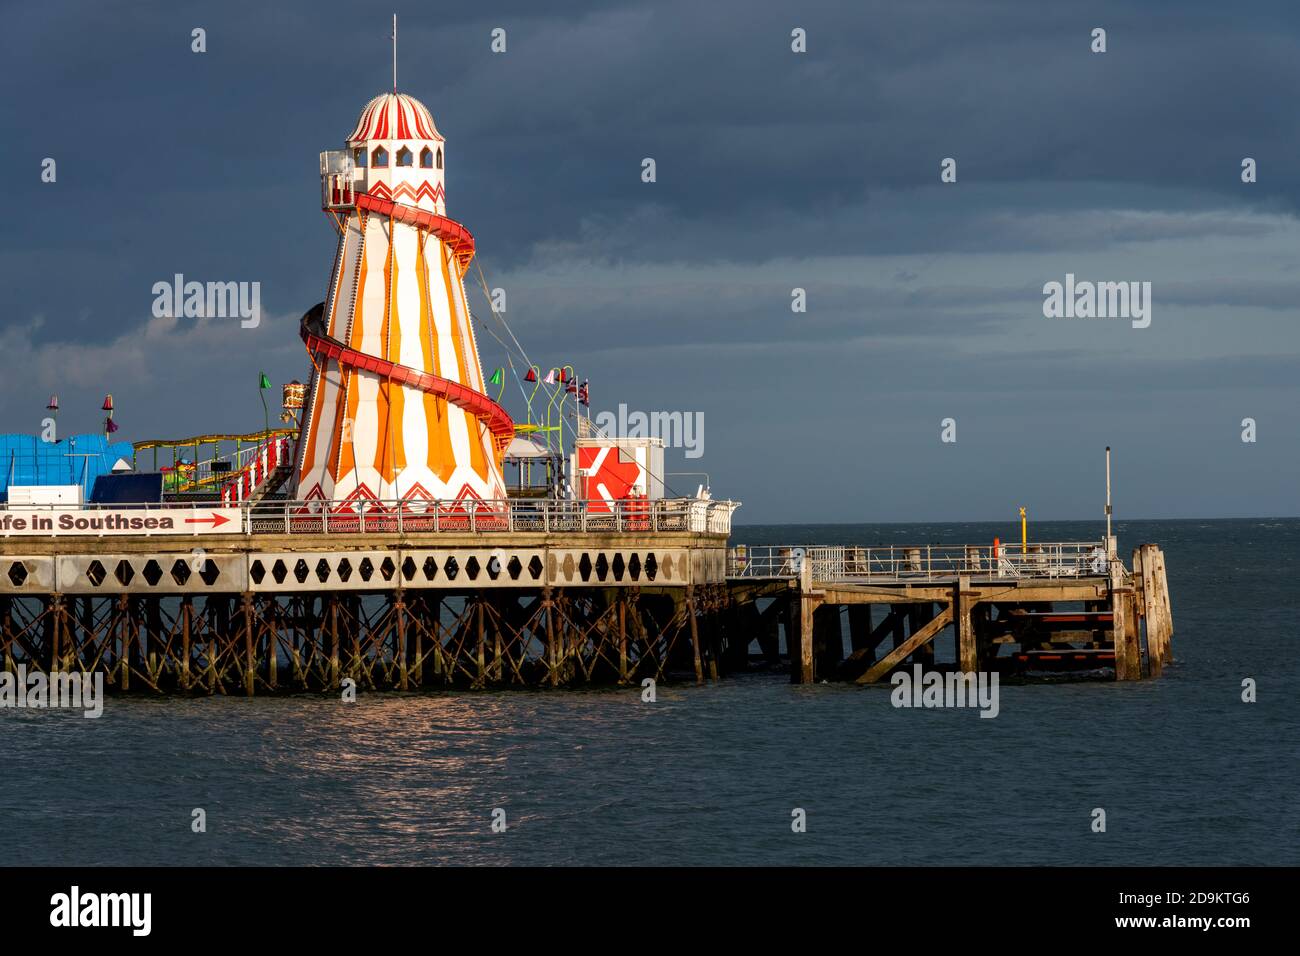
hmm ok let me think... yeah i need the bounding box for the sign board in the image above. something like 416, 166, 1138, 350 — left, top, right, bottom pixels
573, 437, 665, 512
0, 508, 242, 537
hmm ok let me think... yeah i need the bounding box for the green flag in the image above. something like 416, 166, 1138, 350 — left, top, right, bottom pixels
488, 368, 503, 385
258, 373, 271, 440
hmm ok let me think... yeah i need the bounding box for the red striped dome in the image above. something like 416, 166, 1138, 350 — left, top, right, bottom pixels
347, 92, 443, 144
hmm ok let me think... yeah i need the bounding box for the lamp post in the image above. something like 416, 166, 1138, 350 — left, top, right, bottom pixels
1105, 445, 1114, 559
45, 395, 58, 440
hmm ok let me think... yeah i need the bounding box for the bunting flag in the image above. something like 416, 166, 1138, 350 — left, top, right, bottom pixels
259, 372, 272, 389
579, 380, 590, 407
524, 368, 537, 383
102, 393, 115, 439
488, 368, 503, 385
46, 394, 59, 411
543, 369, 557, 385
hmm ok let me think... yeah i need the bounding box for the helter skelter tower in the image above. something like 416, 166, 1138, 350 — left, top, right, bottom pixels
294, 88, 513, 507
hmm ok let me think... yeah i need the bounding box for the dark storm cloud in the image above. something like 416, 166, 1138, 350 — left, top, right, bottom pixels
2, 0, 1295, 325
0, 0, 1297, 519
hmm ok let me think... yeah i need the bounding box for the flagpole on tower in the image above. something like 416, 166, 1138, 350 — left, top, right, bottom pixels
392, 14, 398, 92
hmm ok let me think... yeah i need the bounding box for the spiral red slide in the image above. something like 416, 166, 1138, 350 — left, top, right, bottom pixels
353, 192, 476, 270
301, 194, 513, 464
302, 330, 514, 460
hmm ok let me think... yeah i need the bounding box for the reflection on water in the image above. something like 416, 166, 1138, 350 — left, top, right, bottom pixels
2, 519, 1296, 866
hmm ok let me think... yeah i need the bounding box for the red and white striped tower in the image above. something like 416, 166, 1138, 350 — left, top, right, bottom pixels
295, 90, 512, 507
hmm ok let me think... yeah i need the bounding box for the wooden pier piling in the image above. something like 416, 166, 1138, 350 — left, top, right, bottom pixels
1136, 543, 1174, 673
1109, 561, 1141, 681
795, 561, 817, 684
954, 576, 977, 672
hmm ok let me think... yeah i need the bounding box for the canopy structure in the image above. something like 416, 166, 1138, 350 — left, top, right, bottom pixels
504, 436, 551, 460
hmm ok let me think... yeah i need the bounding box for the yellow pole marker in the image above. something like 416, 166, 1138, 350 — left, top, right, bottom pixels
1019, 506, 1027, 551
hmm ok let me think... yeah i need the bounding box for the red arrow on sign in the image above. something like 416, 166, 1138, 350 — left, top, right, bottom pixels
185, 513, 231, 529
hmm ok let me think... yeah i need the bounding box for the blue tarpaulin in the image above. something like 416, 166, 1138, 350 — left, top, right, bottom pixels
0, 433, 135, 502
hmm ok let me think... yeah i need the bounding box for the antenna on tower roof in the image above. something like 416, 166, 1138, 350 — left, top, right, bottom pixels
392, 13, 397, 92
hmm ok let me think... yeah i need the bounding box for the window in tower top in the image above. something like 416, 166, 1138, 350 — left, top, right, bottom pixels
397, 147, 413, 167
371, 146, 388, 168
419, 147, 433, 168
436, 148, 443, 170
353, 148, 367, 168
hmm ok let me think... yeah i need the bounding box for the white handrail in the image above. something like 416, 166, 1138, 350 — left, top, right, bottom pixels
728, 541, 1109, 582
0, 497, 740, 537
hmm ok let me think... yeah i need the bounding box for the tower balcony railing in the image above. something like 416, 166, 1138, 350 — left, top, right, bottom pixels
320, 149, 357, 210
321, 173, 356, 210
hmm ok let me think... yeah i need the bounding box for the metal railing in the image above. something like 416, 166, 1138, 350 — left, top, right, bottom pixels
221, 436, 293, 505
248, 497, 739, 536
0, 497, 740, 538
728, 541, 1112, 582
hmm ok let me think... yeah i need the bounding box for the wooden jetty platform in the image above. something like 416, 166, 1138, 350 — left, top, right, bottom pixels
726, 540, 1174, 683
0, 498, 1172, 693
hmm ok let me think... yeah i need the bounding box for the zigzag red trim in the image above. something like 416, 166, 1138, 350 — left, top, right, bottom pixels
401, 482, 435, 502
391, 180, 445, 204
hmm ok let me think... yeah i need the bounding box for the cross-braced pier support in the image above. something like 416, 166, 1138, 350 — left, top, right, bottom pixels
0, 584, 739, 694
728, 543, 1174, 683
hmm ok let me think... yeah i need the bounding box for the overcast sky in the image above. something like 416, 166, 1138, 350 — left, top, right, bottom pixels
2, 0, 1297, 522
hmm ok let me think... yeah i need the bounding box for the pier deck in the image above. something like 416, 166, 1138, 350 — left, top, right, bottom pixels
0, 498, 737, 693
0, 500, 1172, 692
